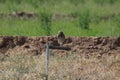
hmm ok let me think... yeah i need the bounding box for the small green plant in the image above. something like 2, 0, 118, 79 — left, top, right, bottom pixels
94, 0, 117, 5
70, 0, 85, 5
39, 10, 52, 36
91, 14, 101, 24
26, 0, 44, 8
0, 0, 5, 3
78, 9, 90, 29
7, 0, 21, 4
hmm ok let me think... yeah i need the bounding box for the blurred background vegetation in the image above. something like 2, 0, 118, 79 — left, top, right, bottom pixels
0, 0, 120, 36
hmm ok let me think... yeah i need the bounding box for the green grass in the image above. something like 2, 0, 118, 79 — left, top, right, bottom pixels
0, 0, 120, 36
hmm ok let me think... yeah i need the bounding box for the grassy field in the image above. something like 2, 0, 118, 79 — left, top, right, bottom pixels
0, 52, 119, 80
0, 0, 120, 36
0, 1, 120, 80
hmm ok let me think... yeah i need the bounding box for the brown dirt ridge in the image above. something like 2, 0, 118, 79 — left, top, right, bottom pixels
0, 36, 120, 56
1, 11, 120, 21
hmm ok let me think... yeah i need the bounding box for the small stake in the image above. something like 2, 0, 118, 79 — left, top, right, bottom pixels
46, 43, 49, 80
45, 42, 71, 80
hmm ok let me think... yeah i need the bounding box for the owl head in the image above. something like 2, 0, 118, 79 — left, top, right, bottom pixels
58, 31, 64, 35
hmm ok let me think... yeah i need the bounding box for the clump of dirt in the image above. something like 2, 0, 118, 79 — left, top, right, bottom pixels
0, 36, 120, 56
0, 36, 26, 54
9, 11, 36, 18
0, 11, 37, 19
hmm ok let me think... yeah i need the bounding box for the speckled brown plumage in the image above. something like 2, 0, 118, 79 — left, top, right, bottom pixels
57, 31, 65, 46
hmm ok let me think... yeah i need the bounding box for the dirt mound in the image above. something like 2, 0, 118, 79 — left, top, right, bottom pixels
1, 11, 120, 21
9, 11, 36, 18
0, 11, 36, 19
0, 36, 120, 56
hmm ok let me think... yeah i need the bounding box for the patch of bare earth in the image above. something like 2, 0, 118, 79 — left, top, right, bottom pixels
0, 36, 120, 80
0, 36, 120, 57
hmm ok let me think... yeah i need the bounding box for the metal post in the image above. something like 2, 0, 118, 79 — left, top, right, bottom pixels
46, 43, 49, 80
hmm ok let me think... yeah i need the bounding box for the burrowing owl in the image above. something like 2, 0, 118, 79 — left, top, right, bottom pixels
57, 31, 65, 46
